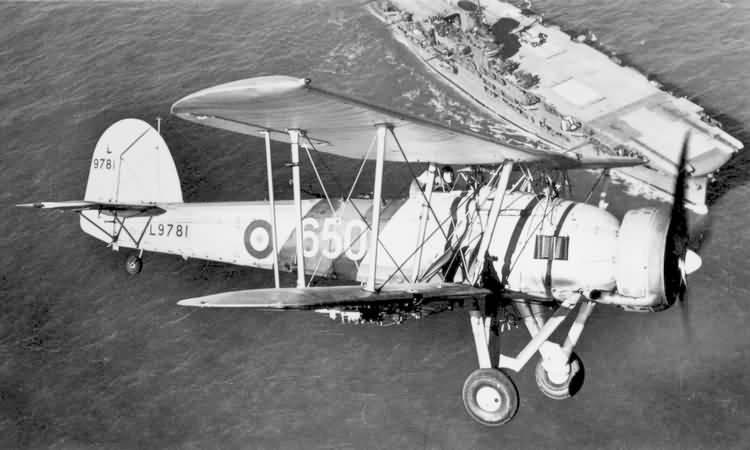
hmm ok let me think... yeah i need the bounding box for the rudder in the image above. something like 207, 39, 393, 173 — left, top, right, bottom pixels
84, 118, 183, 204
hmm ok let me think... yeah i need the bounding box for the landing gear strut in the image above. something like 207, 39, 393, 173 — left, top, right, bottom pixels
125, 254, 143, 275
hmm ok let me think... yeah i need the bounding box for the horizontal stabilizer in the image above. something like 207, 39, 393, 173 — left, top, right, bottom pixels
17, 200, 97, 210
17, 200, 165, 216
177, 283, 490, 309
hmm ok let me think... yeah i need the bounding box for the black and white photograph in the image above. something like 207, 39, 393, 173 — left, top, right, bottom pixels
2, 0, 749, 448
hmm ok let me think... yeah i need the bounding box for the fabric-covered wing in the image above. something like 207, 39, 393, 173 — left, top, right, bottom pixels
171, 76, 642, 169
177, 282, 490, 309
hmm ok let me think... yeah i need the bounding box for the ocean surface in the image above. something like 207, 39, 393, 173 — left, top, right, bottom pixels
1, 1, 749, 448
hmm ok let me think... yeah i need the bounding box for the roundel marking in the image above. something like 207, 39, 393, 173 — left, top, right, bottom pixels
244, 220, 273, 259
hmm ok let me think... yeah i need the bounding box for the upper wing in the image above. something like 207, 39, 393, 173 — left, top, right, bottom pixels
177, 282, 490, 309
170, 76, 642, 169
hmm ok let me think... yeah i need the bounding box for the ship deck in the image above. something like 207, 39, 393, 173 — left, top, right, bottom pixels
388, 0, 743, 176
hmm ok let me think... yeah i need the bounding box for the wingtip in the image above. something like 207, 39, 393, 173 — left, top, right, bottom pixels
177, 298, 207, 307
16, 202, 43, 208
171, 75, 309, 115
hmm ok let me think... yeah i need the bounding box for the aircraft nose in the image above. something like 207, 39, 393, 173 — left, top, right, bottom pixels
683, 249, 702, 275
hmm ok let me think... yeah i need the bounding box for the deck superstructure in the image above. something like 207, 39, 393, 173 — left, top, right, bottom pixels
369, 0, 743, 210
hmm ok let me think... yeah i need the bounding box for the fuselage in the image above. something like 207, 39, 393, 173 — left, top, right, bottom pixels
80, 190, 621, 300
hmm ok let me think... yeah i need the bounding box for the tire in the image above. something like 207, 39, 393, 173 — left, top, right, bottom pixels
462, 368, 519, 426
534, 352, 585, 400
125, 255, 143, 275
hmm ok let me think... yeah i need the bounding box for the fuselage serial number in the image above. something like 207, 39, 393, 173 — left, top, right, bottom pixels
148, 223, 189, 238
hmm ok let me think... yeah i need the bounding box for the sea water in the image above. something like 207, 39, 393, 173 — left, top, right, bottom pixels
1, 1, 748, 448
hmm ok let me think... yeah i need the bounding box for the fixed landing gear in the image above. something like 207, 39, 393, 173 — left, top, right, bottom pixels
462, 368, 518, 426
463, 295, 595, 426
534, 351, 585, 400
125, 254, 143, 275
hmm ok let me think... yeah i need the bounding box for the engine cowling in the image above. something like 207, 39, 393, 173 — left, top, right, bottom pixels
602, 207, 681, 311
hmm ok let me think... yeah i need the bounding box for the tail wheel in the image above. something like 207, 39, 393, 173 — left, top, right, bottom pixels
534, 352, 585, 400
462, 368, 519, 426
125, 254, 143, 275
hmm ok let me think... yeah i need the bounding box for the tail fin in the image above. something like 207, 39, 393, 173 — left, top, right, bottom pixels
84, 118, 182, 204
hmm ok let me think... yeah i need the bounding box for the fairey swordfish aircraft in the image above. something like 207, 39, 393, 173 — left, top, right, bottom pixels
20, 76, 703, 426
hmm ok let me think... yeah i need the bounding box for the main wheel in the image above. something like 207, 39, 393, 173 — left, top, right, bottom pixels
534, 351, 585, 400
125, 254, 143, 275
462, 368, 519, 426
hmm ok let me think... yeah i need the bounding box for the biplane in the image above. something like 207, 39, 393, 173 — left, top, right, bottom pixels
20, 76, 703, 426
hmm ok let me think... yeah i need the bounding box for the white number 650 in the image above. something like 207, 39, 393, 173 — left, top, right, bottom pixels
301, 217, 369, 260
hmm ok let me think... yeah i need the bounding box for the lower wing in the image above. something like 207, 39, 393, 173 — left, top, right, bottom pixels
177, 283, 490, 309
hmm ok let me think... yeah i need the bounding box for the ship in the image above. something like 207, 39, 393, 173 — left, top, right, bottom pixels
367, 0, 743, 212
